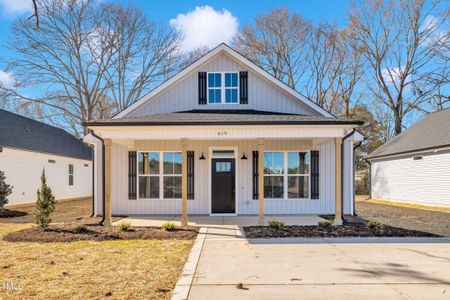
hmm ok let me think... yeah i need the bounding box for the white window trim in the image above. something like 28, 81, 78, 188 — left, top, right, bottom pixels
207, 71, 239, 104
137, 151, 182, 200
263, 151, 311, 201
69, 164, 74, 186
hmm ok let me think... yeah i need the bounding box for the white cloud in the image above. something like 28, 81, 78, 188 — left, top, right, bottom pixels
170, 6, 238, 53
0, 0, 32, 15
0, 70, 15, 88
381, 66, 408, 85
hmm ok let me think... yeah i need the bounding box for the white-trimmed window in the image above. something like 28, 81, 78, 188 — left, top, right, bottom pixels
68, 164, 74, 186
138, 151, 182, 199
207, 72, 239, 104
263, 151, 310, 199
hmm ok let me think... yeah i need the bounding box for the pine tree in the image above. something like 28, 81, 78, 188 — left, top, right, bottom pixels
0, 170, 13, 212
35, 169, 56, 228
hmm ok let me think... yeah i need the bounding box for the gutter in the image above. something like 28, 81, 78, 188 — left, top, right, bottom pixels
84, 120, 364, 127
89, 130, 106, 226
341, 129, 356, 223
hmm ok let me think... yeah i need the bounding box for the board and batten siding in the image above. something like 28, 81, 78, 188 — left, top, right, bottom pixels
371, 151, 450, 206
127, 53, 319, 117
106, 139, 354, 215
0, 147, 92, 206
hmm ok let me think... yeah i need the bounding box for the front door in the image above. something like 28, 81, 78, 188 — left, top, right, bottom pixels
211, 158, 235, 214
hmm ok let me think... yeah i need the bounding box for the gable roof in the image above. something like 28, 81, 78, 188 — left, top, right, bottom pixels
367, 108, 450, 160
0, 109, 92, 160
87, 110, 362, 126
114, 43, 334, 119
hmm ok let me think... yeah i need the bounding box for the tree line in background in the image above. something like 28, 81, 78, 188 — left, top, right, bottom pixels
0, 0, 448, 162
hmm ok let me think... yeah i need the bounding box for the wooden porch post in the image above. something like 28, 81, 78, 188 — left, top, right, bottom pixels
334, 138, 343, 225
181, 138, 188, 226
258, 139, 265, 225
104, 138, 112, 226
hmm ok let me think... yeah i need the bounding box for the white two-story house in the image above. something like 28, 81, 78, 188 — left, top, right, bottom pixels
84, 44, 363, 226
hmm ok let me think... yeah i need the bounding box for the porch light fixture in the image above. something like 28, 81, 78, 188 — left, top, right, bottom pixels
241, 152, 248, 160
199, 152, 206, 160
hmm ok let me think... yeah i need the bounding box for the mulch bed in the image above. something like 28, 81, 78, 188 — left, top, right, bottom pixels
3, 223, 198, 243
244, 217, 442, 238
0, 209, 28, 218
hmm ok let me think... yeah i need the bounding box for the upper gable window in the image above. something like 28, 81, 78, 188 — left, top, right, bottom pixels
207, 72, 239, 104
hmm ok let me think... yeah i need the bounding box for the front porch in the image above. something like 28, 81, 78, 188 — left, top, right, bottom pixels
113, 215, 325, 227
85, 123, 362, 227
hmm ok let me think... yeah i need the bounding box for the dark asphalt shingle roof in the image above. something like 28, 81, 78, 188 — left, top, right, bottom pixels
86, 110, 363, 126
0, 109, 92, 160
367, 108, 450, 159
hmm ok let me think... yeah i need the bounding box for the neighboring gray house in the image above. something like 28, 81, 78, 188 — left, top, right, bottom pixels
0, 109, 92, 205
83, 43, 363, 226
367, 108, 450, 206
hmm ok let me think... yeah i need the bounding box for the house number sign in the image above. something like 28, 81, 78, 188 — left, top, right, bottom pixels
217, 131, 228, 136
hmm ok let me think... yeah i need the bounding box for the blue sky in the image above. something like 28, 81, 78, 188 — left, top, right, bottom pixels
0, 0, 352, 79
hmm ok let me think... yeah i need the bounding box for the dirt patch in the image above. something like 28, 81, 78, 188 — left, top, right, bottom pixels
0, 209, 27, 218
244, 220, 441, 239
356, 199, 450, 237
4, 223, 198, 243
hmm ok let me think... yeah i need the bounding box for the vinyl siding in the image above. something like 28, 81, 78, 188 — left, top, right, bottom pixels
1, 147, 92, 206
105, 139, 354, 215
129, 53, 319, 117
371, 151, 450, 205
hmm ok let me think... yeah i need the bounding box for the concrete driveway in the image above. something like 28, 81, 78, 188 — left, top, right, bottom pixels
188, 227, 450, 299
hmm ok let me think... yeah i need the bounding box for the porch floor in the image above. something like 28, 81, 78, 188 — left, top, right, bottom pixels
113, 215, 324, 227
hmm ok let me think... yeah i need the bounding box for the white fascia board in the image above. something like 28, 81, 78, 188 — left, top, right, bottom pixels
114, 43, 334, 119
88, 124, 356, 140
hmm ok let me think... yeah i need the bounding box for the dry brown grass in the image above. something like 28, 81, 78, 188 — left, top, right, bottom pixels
0, 198, 195, 299
356, 195, 450, 213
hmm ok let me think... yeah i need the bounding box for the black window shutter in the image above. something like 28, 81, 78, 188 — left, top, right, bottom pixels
128, 151, 137, 200
311, 150, 319, 199
252, 151, 258, 199
239, 71, 248, 104
198, 72, 207, 105
187, 151, 195, 199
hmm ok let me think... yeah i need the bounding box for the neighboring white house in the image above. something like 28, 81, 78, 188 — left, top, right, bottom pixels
0, 109, 92, 206
84, 43, 363, 226
367, 108, 450, 206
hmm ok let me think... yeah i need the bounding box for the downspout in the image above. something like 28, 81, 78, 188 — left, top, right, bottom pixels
352, 141, 362, 216
90, 130, 106, 226
341, 129, 356, 223
366, 159, 372, 199
89, 144, 95, 217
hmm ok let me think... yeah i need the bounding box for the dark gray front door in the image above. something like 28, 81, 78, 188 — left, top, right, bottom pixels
211, 158, 235, 214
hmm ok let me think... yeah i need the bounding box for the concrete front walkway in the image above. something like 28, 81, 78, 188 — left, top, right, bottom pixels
114, 215, 323, 227
188, 226, 450, 300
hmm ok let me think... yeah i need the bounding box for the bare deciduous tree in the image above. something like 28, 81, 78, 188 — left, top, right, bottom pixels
2, 0, 181, 136
349, 0, 449, 135
233, 8, 312, 89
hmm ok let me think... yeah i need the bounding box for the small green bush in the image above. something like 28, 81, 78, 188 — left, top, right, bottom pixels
0, 170, 13, 212
162, 222, 176, 231
74, 224, 88, 233
368, 220, 384, 231
268, 220, 285, 230
117, 221, 132, 232
35, 169, 56, 228
318, 220, 333, 230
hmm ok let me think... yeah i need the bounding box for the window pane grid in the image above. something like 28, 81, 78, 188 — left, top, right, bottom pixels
263, 151, 311, 199
207, 72, 239, 104
138, 151, 182, 199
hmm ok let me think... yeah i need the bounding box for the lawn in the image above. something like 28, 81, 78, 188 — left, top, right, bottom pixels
355, 195, 450, 237
0, 199, 194, 299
